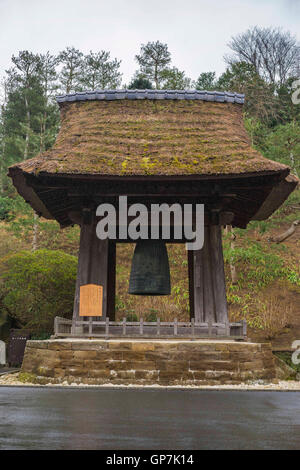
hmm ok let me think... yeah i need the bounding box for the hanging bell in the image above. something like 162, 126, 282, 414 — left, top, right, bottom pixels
129, 240, 171, 295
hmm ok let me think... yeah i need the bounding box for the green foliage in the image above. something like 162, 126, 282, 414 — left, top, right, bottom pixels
160, 67, 191, 89
218, 62, 278, 124
224, 223, 300, 336
224, 239, 300, 289
244, 116, 269, 149
30, 331, 51, 340
80, 51, 122, 90
217, 62, 259, 92
18, 372, 37, 383
0, 249, 77, 334
126, 313, 138, 322
276, 78, 300, 123
135, 41, 171, 89
171, 283, 189, 306
6, 214, 36, 242
128, 75, 153, 89
115, 295, 127, 312
145, 310, 158, 322
264, 122, 300, 176
58, 46, 84, 94
0, 193, 32, 221
0, 50, 60, 193
195, 72, 217, 90
274, 352, 300, 374
0, 196, 14, 220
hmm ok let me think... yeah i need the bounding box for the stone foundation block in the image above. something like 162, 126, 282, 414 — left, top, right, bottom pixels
21, 339, 277, 386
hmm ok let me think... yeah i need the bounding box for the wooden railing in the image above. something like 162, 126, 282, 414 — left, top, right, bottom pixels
54, 317, 247, 339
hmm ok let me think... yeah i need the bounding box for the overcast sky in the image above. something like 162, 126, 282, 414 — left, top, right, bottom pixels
0, 0, 299, 85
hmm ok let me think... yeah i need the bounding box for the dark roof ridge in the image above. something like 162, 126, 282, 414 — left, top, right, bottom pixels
56, 89, 245, 104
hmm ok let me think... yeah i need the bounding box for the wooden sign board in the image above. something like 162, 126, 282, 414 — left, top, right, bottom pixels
79, 284, 103, 317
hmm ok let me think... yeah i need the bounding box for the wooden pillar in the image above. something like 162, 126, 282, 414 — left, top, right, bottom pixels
72, 220, 116, 325
210, 224, 228, 323
188, 250, 194, 319
189, 224, 228, 324
107, 241, 116, 321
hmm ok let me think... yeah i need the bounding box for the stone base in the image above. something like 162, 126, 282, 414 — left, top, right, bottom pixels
21, 339, 277, 386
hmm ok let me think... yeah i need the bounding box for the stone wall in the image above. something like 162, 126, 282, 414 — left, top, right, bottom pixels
21, 339, 276, 385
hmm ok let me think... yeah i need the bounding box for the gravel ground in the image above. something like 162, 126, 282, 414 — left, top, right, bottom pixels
0, 372, 300, 390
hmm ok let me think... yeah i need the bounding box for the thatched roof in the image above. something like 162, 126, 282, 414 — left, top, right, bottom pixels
8, 90, 298, 227
10, 90, 289, 177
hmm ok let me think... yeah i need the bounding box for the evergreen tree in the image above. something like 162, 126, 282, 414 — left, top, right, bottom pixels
128, 75, 153, 89
0, 51, 60, 194
8, 51, 43, 160
276, 78, 300, 125
80, 51, 122, 90
38, 52, 60, 152
217, 62, 279, 125
265, 122, 300, 177
58, 46, 84, 94
160, 67, 191, 89
135, 41, 171, 89
0, 80, 8, 194
194, 72, 217, 90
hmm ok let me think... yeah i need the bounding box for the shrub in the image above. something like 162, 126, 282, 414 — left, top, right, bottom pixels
0, 249, 77, 335
255, 295, 293, 339
0, 195, 32, 221
0, 196, 14, 220
126, 313, 138, 322
229, 290, 294, 339
145, 310, 158, 322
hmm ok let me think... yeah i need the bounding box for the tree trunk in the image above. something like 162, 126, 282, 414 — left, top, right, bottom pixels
24, 94, 30, 160
290, 151, 299, 178
32, 212, 38, 251
39, 110, 47, 153
225, 225, 238, 284
154, 64, 159, 89
270, 220, 299, 243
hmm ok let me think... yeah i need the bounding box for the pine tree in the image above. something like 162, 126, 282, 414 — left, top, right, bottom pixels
9, 51, 43, 160
135, 41, 171, 89
194, 72, 217, 90
80, 51, 122, 90
38, 52, 59, 152
160, 67, 191, 89
58, 47, 84, 94
128, 74, 153, 89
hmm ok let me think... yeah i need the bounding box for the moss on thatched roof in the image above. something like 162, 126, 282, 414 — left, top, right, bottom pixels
10, 97, 288, 177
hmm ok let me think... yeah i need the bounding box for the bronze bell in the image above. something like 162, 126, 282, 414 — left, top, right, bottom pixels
129, 240, 171, 295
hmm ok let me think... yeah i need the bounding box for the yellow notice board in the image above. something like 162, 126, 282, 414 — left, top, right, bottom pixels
79, 284, 103, 317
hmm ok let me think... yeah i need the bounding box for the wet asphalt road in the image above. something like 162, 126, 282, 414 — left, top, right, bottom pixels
0, 387, 299, 450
